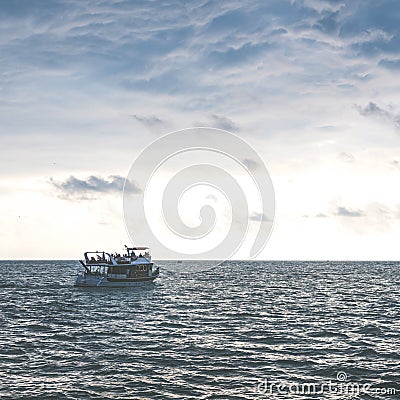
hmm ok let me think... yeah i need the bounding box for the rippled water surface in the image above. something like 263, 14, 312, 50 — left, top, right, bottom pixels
0, 261, 399, 399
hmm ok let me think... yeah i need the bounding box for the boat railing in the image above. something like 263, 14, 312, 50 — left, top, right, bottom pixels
83, 249, 152, 268
84, 251, 117, 266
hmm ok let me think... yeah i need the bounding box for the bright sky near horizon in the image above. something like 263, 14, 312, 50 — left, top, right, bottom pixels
1, 0, 400, 260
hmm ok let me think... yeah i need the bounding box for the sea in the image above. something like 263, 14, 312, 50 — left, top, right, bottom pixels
0, 260, 399, 399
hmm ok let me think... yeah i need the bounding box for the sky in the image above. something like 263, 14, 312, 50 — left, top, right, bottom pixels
1, 0, 400, 260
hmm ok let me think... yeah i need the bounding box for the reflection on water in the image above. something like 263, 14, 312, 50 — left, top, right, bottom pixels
0, 260, 399, 399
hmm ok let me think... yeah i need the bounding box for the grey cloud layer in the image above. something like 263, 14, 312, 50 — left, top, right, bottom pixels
131, 115, 166, 127
50, 175, 141, 200
334, 206, 365, 218
357, 102, 400, 130
250, 212, 270, 222
305, 207, 365, 218
2, 0, 400, 112
194, 114, 238, 131
309, 204, 400, 220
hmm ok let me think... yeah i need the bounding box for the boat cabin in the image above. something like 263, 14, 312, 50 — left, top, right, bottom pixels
81, 247, 154, 279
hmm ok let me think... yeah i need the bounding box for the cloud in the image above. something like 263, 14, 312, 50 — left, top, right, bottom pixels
131, 114, 166, 127
318, 125, 338, 131
379, 59, 400, 70
358, 102, 389, 118
357, 102, 400, 129
205, 194, 218, 202
50, 175, 141, 200
195, 114, 238, 131
390, 160, 400, 170
315, 213, 328, 218
242, 158, 259, 170
312, 204, 398, 220
210, 115, 238, 131
313, 10, 340, 35
337, 152, 355, 163
250, 212, 270, 222
2, 0, 400, 131
208, 41, 273, 68
302, 212, 329, 218
3, 0, 400, 260
334, 206, 365, 217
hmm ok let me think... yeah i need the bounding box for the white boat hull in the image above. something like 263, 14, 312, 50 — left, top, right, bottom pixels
74, 274, 157, 287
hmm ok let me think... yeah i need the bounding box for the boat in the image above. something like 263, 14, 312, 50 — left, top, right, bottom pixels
74, 246, 159, 287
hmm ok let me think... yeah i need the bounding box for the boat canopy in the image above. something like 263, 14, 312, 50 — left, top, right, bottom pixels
125, 246, 150, 251
84, 251, 113, 264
